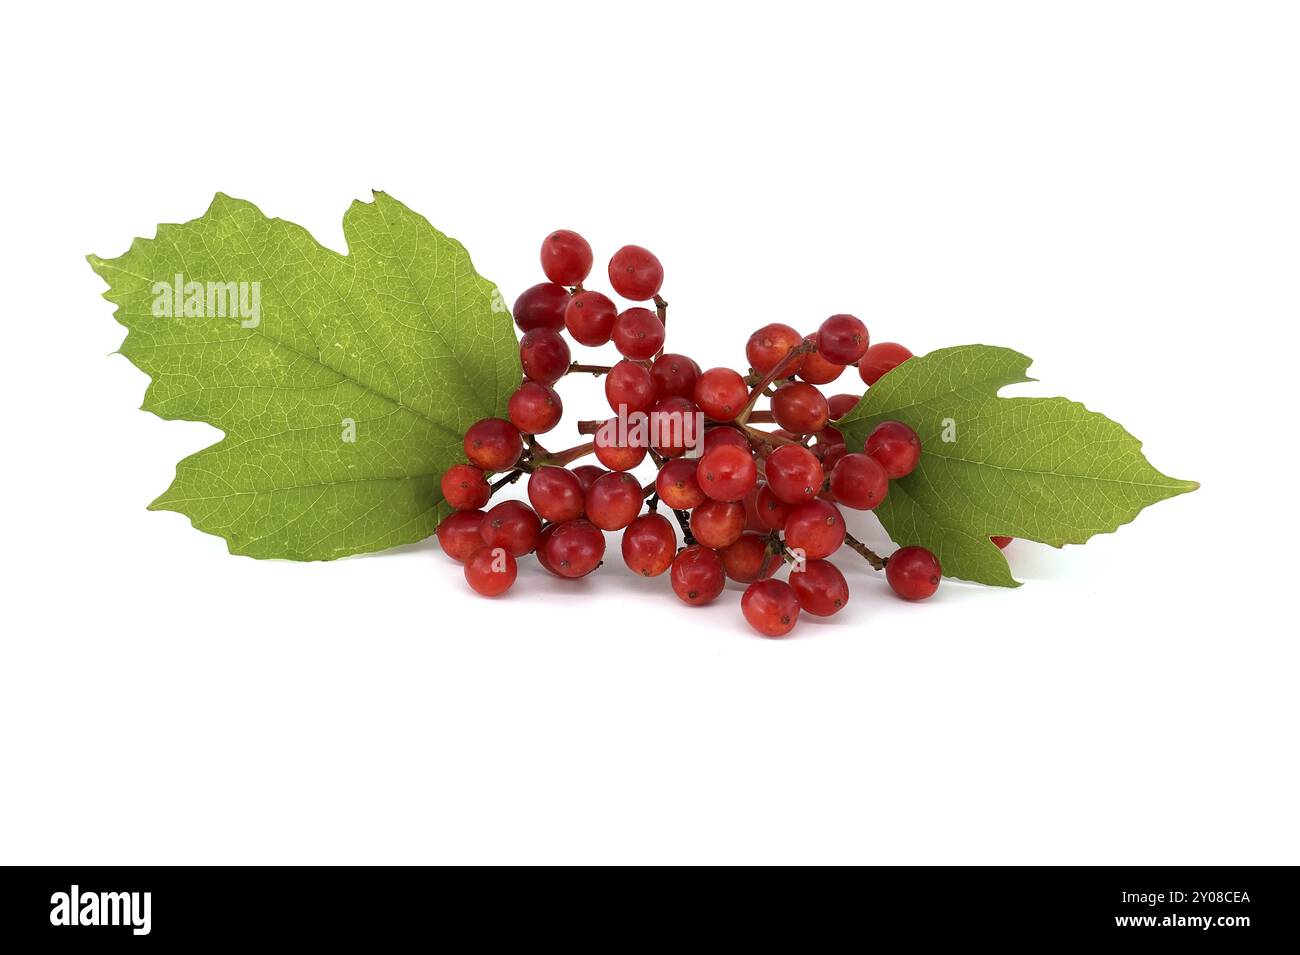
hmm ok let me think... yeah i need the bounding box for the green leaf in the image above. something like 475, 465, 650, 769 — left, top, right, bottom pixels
88, 192, 517, 560
836, 345, 1198, 586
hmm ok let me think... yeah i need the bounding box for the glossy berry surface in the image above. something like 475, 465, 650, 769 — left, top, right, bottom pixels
508, 381, 563, 434
720, 532, 778, 583
650, 353, 701, 399
648, 395, 697, 458
512, 282, 569, 333
605, 359, 658, 414
689, 499, 746, 549
827, 393, 860, 420
621, 513, 677, 577
540, 229, 593, 285
816, 313, 869, 365
789, 559, 849, 616
693, 367, 749, 421
527, 467, 585, 523
585, 471, 645, 531
886, 545, 942, 600
608, 245, 664, 301
571, 465, 606, 492
797, 345, 845, 385
593, 418, 648, 471
702, 425, 751, 456
696, 444, 758, 502
755, 484, 794, 529
441, 464, 490, 511
464, 546, 517, 597
859, 342, 913, 385
783, 499, 846, 559
436, 509, 488, 563
612, 307, 665, 360
865, 420, 922, 479
746, 323, 804, 376
771, 381, 830, 435
669, 545, 726, 606
740, 579, 800, 637
764, 444, 825, 504
655, 457, 707, 509
543, 519, 606, 578
519, 327, 571, 385
463, 418, 522, 471
564, 290, 618, 346
829, 453, 889, 510
479, 500, 542, 556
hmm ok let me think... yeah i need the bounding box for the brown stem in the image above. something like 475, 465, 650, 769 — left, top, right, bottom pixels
568, 362, 613, 377
844, 532, 888, 571
737, 421, 800, 455
488, 469, 524, 495
672, 508, 697, 546
737, 339, 817, 424
531, 441, 595, 468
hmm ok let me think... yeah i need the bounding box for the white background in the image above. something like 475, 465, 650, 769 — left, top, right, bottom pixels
1, 1, 1296, 864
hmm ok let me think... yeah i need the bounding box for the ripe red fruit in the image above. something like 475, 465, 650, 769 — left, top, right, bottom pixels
690, 499, 746, 549
702, 425, 751, 456
746, 323, 804, 376
829, 453, 889, 510
519, 327, 571, 385
527, 467, 585, 523
463, 418, 522, 471
605, 360, 658, 414
441, 464, 490, 511
764, 444, 825, 504
789, 559, 849, 616
783, 499, 846, 559
720, 532, 778, 583
827, 394, 860, 420
859, 342, 913, 385
436, 509, 487, 562
649, 395, 698, 458
608, 245, 664, 301
992, 536, 1013, 549
571, 465, 606, 492
479, 500, 542, 556
886, 546, 942, 600
512, 282, 569, 333
865, 420, 922, 479
740, 579, 801, 637
816, 314, 870, 365
693, 367, 749, 421
540, 229, 593, 285
543, 519, 606, 578
585, 471, 645, 531
669, 545, 726, 606
612, 307, 665, 360
593, 417, 648, 471
770, 381, 830, 434
621, 513, 677, 577
650, 353, 701, 399
755, 484, 794, 529
655, 457, 708, 509
564, 290, 618, 346
464, 545, 518, 597
696, 444, 758, 502
508, 381, 563, 434
797, 345, 846, 385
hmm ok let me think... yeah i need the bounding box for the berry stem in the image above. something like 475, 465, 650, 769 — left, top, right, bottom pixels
653, 294, 668, 359
568, 362, 614, 377
737, 421, 800, 454
671, 508, 697, 546
736, 339, 817, 424
843, 532, 888, 571
531, 441, 596, 468
488, 468, 524, 496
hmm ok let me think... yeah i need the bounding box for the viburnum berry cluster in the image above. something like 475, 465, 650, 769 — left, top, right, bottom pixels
436, 228, 973, 637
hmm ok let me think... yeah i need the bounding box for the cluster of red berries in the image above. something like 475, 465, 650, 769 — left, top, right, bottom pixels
436, 229, 956, 637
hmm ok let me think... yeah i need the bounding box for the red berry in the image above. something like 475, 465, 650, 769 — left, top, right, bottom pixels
540, 229, 593, 285
827, 393, 860, 420
746, 323, 804, 376
770, 381, 830, 435
608, 245, 664, 301
650, 353, 701, 399
649, 395, 699, 458
859, 342, 913, 385
783, 499, 846, 559
542, 519, 606, 578
463, 418, 522, 471
655, 457, 707, 509
593, 417, 648, 471
612, 307, 665, 361
702, 425, 751, 456
690, 499, 746, 549
720, 532, 778, 583
693, 367, 749, 421
755, 484, 794, 529
512, 282, 569, 333
865, 420, 921, 479
527, 467, 585, 523
621, 513, 677, 577
564, 290, 618, 346
519, 327, 571, 385
585, 471, 645, 531
605, 359, 658, 414
740, 579, 800, 637
789, 559, 849, 616
829, 453, 889, 510
886, 546, 942, 600
441, 463, 490, 511
816, 314, 870, 365
508, 381, 563, 434
797, 345, 846, 385
464, 545, 518, 597
571, 465, 606, 492
535, 524, 560, 576
992, 536, 1013, 549
696, 444, 758, 502
669, 545, 725, 606
764, 444, 825, 504
436, 509, 487, 562
479, 500, 542, 556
